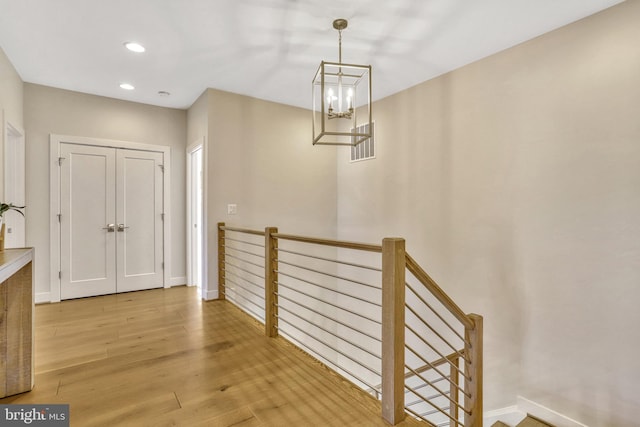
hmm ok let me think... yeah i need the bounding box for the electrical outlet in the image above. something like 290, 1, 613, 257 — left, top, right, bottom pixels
227, 204, 237, 215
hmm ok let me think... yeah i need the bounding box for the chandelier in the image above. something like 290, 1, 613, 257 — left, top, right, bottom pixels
312, 19, 372, 146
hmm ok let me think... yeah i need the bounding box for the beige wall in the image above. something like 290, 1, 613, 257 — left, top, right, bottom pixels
0, 47, 23, 130
187, 90, 208, 147
0, 46, 24, 200
0, 48, 24, 128
24, 83, 188, 300
188, 88, 338, 298
338, 1, 640, 425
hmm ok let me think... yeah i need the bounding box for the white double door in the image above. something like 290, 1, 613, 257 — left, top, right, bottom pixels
60, 144, 164, 300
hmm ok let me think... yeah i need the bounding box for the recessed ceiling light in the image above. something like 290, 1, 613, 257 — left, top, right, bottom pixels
124, 42, 145, 53
120, 83, 135, 90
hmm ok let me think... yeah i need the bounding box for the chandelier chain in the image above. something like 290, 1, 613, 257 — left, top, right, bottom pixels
338, 29, 343, 64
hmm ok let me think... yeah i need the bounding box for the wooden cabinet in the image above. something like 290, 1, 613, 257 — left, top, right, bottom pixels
0, 248, 34, 397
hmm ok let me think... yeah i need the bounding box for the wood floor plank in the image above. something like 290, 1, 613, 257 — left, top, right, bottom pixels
0, 286, 423, 426
205, 407, 263, 427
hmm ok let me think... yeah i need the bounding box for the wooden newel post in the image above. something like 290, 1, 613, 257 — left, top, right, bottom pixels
464, 313, 483, 427
218, 222, 226, 300
264, 227, 278, 338
381, 238, 406, 425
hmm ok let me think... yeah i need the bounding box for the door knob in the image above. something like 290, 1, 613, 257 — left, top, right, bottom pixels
117, 224, 130, 232
102, 224, 116, 232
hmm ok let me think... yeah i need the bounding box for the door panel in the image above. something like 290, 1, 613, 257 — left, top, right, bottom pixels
60, 144, 164, 300
190, 147, 203, 290
116, 149, 164, 293
60, 144, 116, 299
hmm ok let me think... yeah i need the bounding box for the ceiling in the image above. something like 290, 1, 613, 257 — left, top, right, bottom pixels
0, 0, 624, 110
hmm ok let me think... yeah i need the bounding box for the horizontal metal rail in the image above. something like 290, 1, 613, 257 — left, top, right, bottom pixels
276, 292, 381, 343
277, 281, 382, 326
276, 314, 381, 383
223, 235, 265, 248
276, 270, 381, 307
227, 272, 264, 296
277, 258, 381, 290
224, 281, 264, 307
226, 299, 264, 322
224, 244, 265, 260
276, 247, 382, 272
278, 303, 381, 361
276, 324, 381, 394
224, 275, 264, 301
223, 291, 265, 321
223, 252, 265, 272
223, 261, 265, 281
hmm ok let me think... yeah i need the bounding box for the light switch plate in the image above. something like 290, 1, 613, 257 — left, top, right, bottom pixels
227, 204, 237, 215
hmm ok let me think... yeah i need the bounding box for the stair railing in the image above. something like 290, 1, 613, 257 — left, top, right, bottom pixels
218, 223, 482, 427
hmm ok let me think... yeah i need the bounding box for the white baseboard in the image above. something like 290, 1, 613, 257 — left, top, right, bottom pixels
40, 280, 188, 301
35, 292, 51, 304
204, 288, 218, 300
517, 396, 588, 427
169, 276, 187, 287
484, 406, 526, 426
486, 397, 588, 427
35, 282, 202, 303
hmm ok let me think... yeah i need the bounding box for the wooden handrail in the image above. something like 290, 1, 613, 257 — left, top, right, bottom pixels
219, 225, 265, 236
273, 233, 382, 253
405, 253, 473, 330
219, 226, 382, 253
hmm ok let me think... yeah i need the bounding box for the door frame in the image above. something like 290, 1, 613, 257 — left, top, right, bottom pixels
186, 138, 207, 300
2, 111, 26, 247
50, 134, 172, 303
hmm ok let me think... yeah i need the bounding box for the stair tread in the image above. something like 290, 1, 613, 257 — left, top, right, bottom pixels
492, 422, 511, 427
517, 415, 555, 427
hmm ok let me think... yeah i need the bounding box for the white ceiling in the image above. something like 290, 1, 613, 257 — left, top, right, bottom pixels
0, 0, 624, 110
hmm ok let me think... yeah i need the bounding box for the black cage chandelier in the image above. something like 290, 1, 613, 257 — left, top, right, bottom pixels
312, 19, 372, 146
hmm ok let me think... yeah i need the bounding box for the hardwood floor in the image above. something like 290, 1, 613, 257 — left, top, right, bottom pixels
0, 286, 422, 426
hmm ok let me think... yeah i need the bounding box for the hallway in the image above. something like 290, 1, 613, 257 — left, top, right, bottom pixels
1, 286, 421, 426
